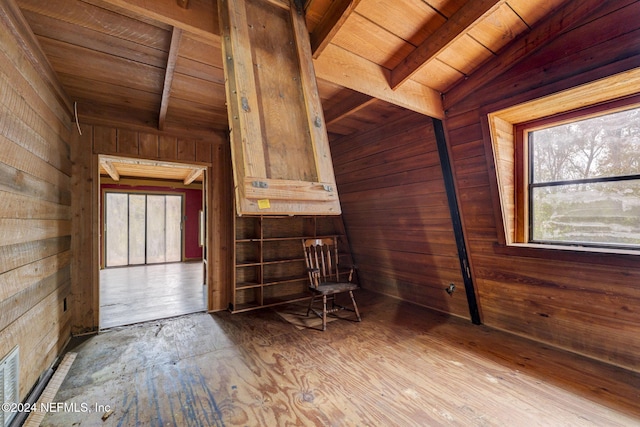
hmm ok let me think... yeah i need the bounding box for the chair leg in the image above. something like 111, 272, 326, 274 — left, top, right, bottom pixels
307, 294, 315, 317
349, 291, 361, 322
322, 295, 327, 331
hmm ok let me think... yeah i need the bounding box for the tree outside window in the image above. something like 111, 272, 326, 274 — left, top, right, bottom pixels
527, 106, 640, 248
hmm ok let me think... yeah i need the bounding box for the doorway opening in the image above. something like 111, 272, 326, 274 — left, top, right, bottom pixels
98, 155, 208, 329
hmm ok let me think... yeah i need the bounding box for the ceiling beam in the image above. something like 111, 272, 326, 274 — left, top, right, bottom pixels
159, 27, 182, 131
324, 92, 376, 125
314, 44, 444, 119
311, 0, 362, 59
183, 168, 203, 185
100, 160, 120, 181
390, 0, 504, 89
83, 0, 219, 42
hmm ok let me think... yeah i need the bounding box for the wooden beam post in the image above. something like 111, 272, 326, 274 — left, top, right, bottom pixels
390, 0, 503, 89
183, 168, 202, 185
83, 0, 219, 42
100, 160, 120, 181
310, 0, 362, 59
432, 118, 481, 325
159, 27, 182, 131
313, 44, 444, 119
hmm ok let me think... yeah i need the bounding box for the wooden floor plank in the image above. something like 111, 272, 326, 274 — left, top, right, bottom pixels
99, 261, 205, 329
43, 290, 640, 426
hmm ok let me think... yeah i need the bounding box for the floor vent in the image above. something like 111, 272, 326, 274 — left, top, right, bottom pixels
1, 346, 19, 427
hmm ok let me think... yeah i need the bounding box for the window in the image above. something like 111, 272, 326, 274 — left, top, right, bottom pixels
517, 102, 640, 249
486, 69, 640, 256
105, 192, 183, 267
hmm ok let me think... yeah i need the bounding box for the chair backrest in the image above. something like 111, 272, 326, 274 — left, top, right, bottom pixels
302, 237, 340, 287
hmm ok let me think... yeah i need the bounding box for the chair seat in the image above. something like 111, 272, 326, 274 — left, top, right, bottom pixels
311, 281, 359, 295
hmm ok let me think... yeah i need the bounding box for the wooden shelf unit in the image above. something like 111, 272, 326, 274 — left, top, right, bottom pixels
230, 215, 355, 313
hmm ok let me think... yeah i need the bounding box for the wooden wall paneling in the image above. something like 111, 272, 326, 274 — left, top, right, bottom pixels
139, 133, 159, 158
177, 138, 196, 161
159, 135, 178, 159
71, 123, 99, 333
0, 255, 70, 331
0, 0, 73, 403
444, 0, 639, 115
117, 128, 139, 155
442, 2, 640, 371
0, 281, 71, 400
0, 76, 71, 175
92, 126, 117, 154
78, 101, 160, 134
196, 140, 212, 164
330, 109, 469, 318
0, 0, 72, 120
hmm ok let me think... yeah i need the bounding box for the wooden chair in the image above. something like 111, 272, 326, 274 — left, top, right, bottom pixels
302, 237, 361, 331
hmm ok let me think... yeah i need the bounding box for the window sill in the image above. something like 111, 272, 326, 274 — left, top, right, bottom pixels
493, 243, 640, 268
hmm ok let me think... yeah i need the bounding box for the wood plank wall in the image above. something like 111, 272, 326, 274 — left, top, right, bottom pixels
0, 0, 72, 401
330, 112, 470, 318
70, 124, 234, 334
442, 1, 640, 372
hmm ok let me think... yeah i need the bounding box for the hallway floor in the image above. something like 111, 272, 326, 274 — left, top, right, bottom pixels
99, 261, 205, 329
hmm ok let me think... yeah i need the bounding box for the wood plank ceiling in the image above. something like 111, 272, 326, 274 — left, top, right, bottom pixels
17, 0, 567, 148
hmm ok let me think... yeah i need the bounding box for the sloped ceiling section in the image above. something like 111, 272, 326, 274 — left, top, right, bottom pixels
17, 0, 566, 138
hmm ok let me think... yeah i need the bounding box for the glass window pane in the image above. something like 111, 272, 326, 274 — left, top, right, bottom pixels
165, 195, 182, 263
128, 194, 146, 265
531, 106, 640, 183
531, 180, 640, 246
105, 193, 128, 267
146, 195, 166, 264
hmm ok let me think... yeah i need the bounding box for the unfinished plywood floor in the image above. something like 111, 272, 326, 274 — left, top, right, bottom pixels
100, 262, 205, 329
45, 291, 639, 426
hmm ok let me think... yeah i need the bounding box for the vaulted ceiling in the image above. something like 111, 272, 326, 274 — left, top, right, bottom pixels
17, 0, 567, 140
